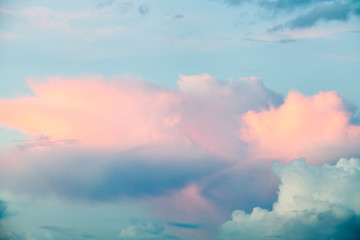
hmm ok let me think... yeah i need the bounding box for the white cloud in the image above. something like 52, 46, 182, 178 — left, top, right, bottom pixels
217, 158, 360, 240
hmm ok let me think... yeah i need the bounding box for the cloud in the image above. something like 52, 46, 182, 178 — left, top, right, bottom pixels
15, 135, 79, 151
96, 0, 133, 13
216, 157, 360, 240
173, 14, 184, 20
138, 4, 149, 15
238, 91, 360, 164
40, 225, 94, 239
118, 221, 183, 240
166, 222, 200, 229
0, 201, 6, 220
5, 6, 120, 41
97, 0, 117, 8
0, 200, 8, 238
0, 74, 281, 159
177, 75, 282, 159
270, 2, 353, 31
0, 75, 183, 151
0, 232, 26, 240
1, 74, 360, 239
0, 146, 226, 201
153, 184, 220, 223
219, 0, 360, 32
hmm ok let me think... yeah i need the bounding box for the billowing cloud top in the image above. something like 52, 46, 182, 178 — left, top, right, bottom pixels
239, 91, 360, 163
0, 74, 282, 159
217, 157, 360, 240
0, 74, 360, 239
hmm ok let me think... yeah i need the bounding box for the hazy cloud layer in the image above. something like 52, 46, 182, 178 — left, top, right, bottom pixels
217, 158, 360, 240
0, 147, 226, 201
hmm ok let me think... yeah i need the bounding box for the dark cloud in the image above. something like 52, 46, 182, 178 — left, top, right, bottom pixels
166, 221, 200, 229
218, 0, 360, 30
201, 161, 278, 216
0, 147, 227, 201
271, 2, 352, 31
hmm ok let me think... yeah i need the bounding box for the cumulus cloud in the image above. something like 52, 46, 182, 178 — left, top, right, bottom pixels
217, 158, 360, 240
0, 75, 183, 150
239, 91, 360, 164
1, 74, 359, 204
1, 74, 360, 239
0, 74, 281, 159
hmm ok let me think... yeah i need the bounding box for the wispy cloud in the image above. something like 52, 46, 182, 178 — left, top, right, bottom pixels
270, 2, 353, 31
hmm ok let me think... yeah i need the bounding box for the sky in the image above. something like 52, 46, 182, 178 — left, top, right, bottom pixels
0, 0, 359, 239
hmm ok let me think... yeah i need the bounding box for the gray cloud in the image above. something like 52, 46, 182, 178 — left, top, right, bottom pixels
0, 147, 227, 201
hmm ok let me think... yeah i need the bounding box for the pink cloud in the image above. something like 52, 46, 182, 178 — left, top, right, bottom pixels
238, 91, 360, 164
0, 74, 280, 159
152, 183, 221, 239
177, 74, 281, 159
153, 184, 219, 221
2, 75, 358, 164
0, 76, 183, 150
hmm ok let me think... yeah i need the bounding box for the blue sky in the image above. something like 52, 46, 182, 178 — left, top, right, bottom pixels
0, 0, 360, 239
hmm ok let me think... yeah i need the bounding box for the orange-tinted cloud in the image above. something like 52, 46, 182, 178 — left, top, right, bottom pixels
239, 91, 360, 164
